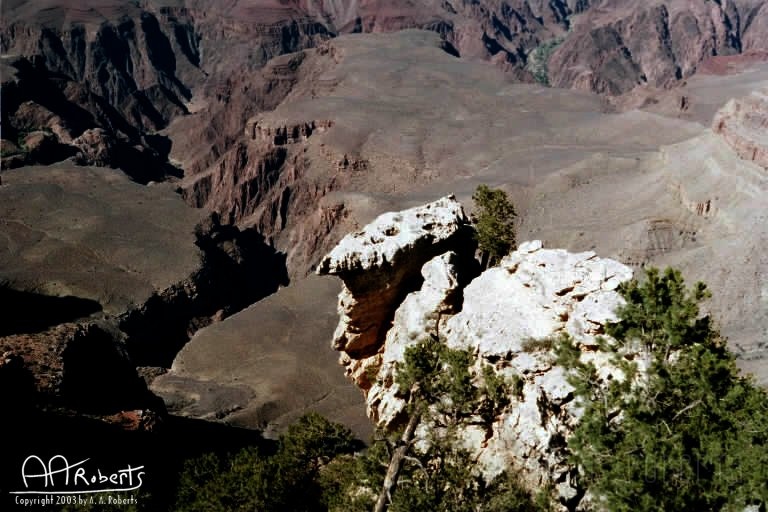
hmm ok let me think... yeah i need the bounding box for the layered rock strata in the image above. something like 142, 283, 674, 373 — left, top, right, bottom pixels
549, 0, 768, 96
713, 87, 768, 170
5, 0, 765, 178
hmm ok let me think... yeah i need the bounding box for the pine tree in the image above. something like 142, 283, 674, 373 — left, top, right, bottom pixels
362, 332, 544, 512
471, 185, 517, 268
173, 413, 357, 512
556, 267, 768, 511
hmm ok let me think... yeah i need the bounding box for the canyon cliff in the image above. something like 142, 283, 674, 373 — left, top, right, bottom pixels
712, 87, 768, 170
0, 164, 287, 420
549, 0, 768, 95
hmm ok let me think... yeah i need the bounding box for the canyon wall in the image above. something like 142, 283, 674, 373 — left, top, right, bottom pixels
5, 0, 766, 177
549, 0, 768, 95
0, 165, 287, 421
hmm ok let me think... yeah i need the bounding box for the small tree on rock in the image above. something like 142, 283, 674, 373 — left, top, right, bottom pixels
363, 330, 544, 512
471, 185, 517, 268
556, 267, 768, 511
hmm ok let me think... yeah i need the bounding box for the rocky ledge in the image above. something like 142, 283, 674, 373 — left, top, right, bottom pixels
316, 196, 477, 381
319, 198, 640, 509
713, 87, 768, 170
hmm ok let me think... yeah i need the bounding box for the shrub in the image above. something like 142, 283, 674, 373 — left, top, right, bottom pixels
173, 413, 357, 512
471, 184, 517, 267
525, 37, 563, 86
520, 337, 556, 353
356, 333, 545, 511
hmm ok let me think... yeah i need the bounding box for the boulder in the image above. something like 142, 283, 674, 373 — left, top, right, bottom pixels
71, 128, 118, 167
22, 130, 75, 164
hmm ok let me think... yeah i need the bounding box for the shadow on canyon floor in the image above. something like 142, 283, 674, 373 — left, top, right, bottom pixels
0, 408, 277, 510
0, 286, 102, 336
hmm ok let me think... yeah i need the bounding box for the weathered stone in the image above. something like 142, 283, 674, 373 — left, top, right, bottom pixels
317, 195, 475, 359
71, 128, 118, 167
367, 252, 464, 423
437, 243, 632, 504
712, 87, 768, 170
447, 243, 632, 355
321, 202, 636, 509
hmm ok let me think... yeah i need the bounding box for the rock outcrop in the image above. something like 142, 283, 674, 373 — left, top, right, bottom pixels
366, 250, 467, 424
317, 196, 477, 385
0, 322, 160, 416
440, 241, 633, 505
712, 87, 768, 170
320, 200, 638, 509
247, 118, 334, 145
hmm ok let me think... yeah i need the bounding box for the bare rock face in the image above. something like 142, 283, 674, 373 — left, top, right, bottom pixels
440, 242, 633, 502
316, 196, 477, 380
21, 129, 75, 163
70, 128, 118, 167
712, 88, 768, 170
247, 118, 334, 145
0, 1, 333, 179
446, 240, 632, 352
320, 198, 639, 508
0, 3, 199, 132
8, 0, 759, 180
549, 0, 767, 96
367, 251, 465, 424
742, 2, 768, 52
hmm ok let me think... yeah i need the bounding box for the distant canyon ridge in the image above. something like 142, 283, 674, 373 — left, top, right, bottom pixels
2, 0, 767, 183
2, 0, 767, 272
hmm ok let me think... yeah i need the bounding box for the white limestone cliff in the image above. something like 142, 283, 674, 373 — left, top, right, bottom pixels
441, 240, 633, 505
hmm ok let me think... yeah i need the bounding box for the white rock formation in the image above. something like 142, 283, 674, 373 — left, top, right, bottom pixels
440, 241, 633, 505
447, 240, 631, 355
320, 201, 638, 510
317, 194, 470, 274
316, 195, 476, 386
